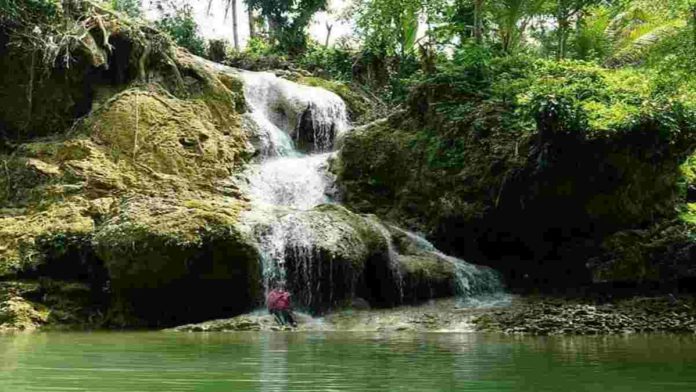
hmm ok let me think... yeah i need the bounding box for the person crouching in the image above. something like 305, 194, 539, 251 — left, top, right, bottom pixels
266, 286, 297, 327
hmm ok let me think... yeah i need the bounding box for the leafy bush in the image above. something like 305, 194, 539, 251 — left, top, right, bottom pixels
222, 37, 290, 70
0, 0, 61, 24
155, 4, 205, 56
571, 6, 612, 61
298, 44, 354, 81
409, 50, 696, 141
207, 39, 229, 62
245, 36, 275, 56
110, 0, 142, 18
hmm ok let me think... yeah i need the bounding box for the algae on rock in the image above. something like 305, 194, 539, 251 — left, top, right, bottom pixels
0, 3, 262, 327
336, 60, 696, 292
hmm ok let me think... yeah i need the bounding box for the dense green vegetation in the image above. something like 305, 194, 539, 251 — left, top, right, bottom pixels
0, 0, 694, 331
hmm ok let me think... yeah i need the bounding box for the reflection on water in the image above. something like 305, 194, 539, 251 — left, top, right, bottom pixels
1, 332, 695, 391
260, 333, 288, 392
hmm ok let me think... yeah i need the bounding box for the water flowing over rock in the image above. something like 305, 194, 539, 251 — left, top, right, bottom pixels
247, 153, 334, 210
236, 67, 507, 313
237, 70, 364, 312
238, 71, 348, 156
390, 227, 505, 300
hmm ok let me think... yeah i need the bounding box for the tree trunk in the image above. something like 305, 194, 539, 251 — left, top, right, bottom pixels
325, 23, 333, 47
558, 22, 569, 60
556, 0, 574, 60
557, 9, 569, 60
232, 0, 239, 50
474, 0, 484, 44
248, 6, 255, 39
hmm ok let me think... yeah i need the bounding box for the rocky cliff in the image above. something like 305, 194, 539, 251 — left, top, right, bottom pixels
336, 60, 695, 293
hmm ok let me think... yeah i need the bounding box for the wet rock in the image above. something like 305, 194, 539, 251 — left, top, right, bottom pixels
587, 218, 696, 284
249, 204, 394, 313
0, 282, 49, 331
0, 8, 257, 328
473, 296, 696, 335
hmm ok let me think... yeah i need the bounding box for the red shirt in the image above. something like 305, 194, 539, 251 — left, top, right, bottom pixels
267, 290, 291, 311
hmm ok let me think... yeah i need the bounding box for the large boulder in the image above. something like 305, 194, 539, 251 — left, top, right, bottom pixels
587, 219, 696, 287
93, 197, 261, 326
247, 204, 395, 312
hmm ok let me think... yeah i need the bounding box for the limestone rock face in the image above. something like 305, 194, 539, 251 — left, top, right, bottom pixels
587, 219, 696, 284
336, 103, 694, 292
0, 5, 258, 327
247, 204, 393, 312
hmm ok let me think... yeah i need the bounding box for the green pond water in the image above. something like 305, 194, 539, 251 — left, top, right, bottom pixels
1, 332, 695, 391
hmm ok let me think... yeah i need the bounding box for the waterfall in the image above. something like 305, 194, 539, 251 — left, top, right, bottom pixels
238, 70, 348, 306
390, 227, 507, 305
239, 71, 348, 156
367, 219, 405, 302
234, 67, 506, 310
247, 153, 333, 210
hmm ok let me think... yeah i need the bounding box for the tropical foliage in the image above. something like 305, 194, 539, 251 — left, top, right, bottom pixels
155, 3, 206, 56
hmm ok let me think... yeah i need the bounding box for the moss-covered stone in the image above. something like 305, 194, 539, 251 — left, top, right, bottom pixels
91, 196, 261, 325
93, 196, 250, 285
0, 282, 49, 331
0, 200, 94, 275
336, 62, 696, 291
588, 219, 695, 284
294, 76, 371, 122
0, 4, 260, 327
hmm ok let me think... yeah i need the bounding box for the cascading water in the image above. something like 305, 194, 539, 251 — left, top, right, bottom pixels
240, 71, 348, 156
236, 68, 506, 310
238, 70, 349, 306
390, 226, 509, 306
367, 219, 405, 302
247, 153, 333, 210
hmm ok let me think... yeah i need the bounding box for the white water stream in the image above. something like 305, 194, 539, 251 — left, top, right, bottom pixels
235, 69, 505, 308
238, 71, 346, 303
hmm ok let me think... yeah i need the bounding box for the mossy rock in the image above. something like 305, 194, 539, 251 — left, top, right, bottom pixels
92, 196, 260, 325
397, 255, 456, 301
0, 4, 260, 327
93, 196, 251, 284
0, 296, 49, 331
588, 219, 696, 284
337, 85, 693, 289
0, 199, 95, 276
295, 76, 371, 122
287, 204, 388, 269
84, 88, 246, 185
250, 204, 391, 312
0, 281, 50, 331
0, 83, 251, 277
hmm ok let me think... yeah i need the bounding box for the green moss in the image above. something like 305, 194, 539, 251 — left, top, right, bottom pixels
682, 153, 696, 187
0, 281, 50, 331
399, 255, 454, 282
92, 196, 249, 285
681, 204, 696, 225
337, 112, 525, 232
0, 200, 95, 276
590, 218, 695, 283
296, 76, 371, 122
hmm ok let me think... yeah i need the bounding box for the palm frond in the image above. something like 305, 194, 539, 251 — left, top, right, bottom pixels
605, 24, 682, 67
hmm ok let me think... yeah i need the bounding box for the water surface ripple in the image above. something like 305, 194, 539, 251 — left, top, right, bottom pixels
1, 332, 695, 391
